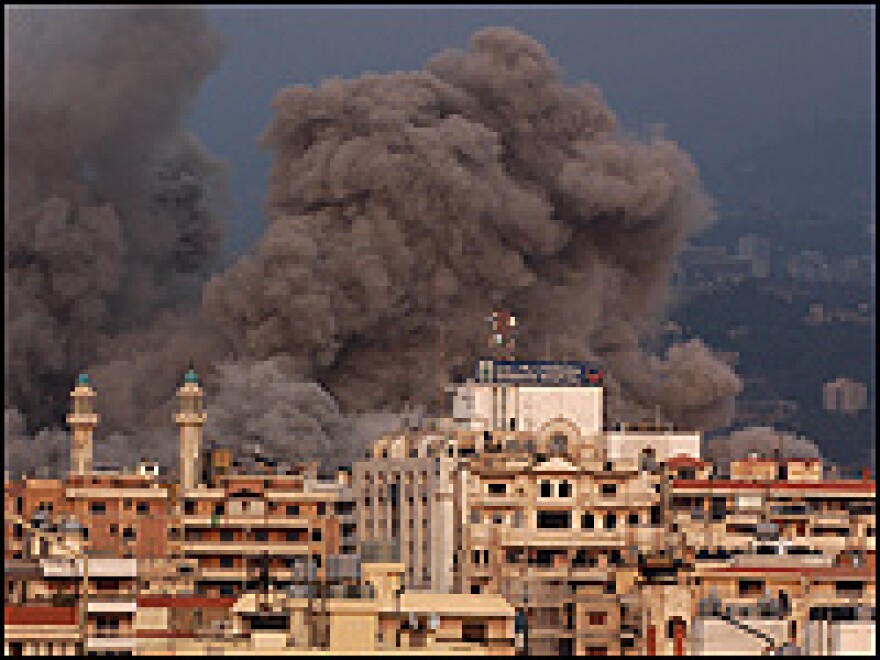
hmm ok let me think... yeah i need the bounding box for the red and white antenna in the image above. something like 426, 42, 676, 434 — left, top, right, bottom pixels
486, 308, 518, 361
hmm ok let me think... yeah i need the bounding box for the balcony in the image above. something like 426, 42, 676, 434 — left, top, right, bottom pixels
501, 528, 627, 548
726, 512, 763, 526
468, 493, 527, 509
182, 516, 310, 527
87, 599, 137, 614
196, 566, 255, 581
812, 514, 855, 528
179, 541, 311, 554
578, 493, 656, 509
86, 636, 137, 652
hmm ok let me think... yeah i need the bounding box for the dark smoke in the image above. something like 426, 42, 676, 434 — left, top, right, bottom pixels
5, 408, 70, 478
205, 27, 741, 428
5, 7, 228, 464
8, 20, 742, 477
203, 358, 406, 471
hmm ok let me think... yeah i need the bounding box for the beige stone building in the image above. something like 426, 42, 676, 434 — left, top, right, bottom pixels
5, 352, 877, 656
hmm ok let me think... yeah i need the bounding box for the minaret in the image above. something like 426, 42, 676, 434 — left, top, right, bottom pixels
175, 364, 206, 490
67, 373, 98, 475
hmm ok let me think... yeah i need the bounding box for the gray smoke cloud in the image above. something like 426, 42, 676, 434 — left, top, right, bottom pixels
204, 358, 352, 469
205, 27, 741, 429
5, 408, 70, 479
5, 8, 228, 453
8, 20, 743, 477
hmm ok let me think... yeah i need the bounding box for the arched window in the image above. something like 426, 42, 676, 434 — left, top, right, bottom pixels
549, 434, 568, 455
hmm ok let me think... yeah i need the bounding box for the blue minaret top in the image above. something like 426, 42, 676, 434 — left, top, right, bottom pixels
77, 373, 91, 386
184, 368, 200, 385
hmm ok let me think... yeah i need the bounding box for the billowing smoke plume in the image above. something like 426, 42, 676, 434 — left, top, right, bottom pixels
5, 408, 70, 478
205, 27, 741, 428
5, 7, 228, 463
8, 19, 743, 477
705, 426, 823, 467
203, 358, 351, 468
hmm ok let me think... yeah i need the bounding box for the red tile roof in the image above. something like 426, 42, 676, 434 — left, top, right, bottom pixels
4, 606, 77, 626
672, 479, 875, 492
137, 595, 237, 609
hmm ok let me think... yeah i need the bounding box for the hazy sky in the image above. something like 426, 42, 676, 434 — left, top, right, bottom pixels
186, 5, 875, 255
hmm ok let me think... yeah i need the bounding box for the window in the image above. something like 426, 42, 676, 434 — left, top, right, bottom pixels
254, 531, 268, 542
335, 502, 354, 515
220, 556, 234, 569
286, 530, 300, 542
471, 584, 481, 594
214, 503, 224, 516
473, 550, 482, 565
286, 504, 300, 516
90, 501, 106, 515
312, 529, 322, 542
219, 585, 235, 596
605, 513, 616, 530
123, 527, 135, 540
312, 554, 321, 569
462, 621, 487, 643
317, 503, 326, 515
538, 510, 571, 529
589, 612, 607, 626
220, 530, 234, 542
137, 502, 149, 515
650, 505, 662, 525
836, 581, 864, 597
549, 434, 568, 454
559, 481, 572, 497
601, 483, 617, 496
540, 481, 553, 497
488, 483, 507, 495
582, 513, 594, 529
739, 579, 765, 597
628, 513, 639, 525
184, 500, 195, 515
123, 499, 132, 510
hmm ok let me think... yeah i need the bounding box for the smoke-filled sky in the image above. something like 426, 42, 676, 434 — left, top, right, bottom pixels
185, 6, 875, 256
4, 6, 872, 477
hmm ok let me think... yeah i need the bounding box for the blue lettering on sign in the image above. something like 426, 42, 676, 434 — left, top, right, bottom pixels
475, 360, 602, 386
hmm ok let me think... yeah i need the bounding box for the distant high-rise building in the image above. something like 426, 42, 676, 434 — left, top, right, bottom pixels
823, 378, 869, 414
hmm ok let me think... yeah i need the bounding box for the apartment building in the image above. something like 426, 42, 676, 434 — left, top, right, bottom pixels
353, 428, 462, 593
177, 465, 358, 598
5, 341, 877, 656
